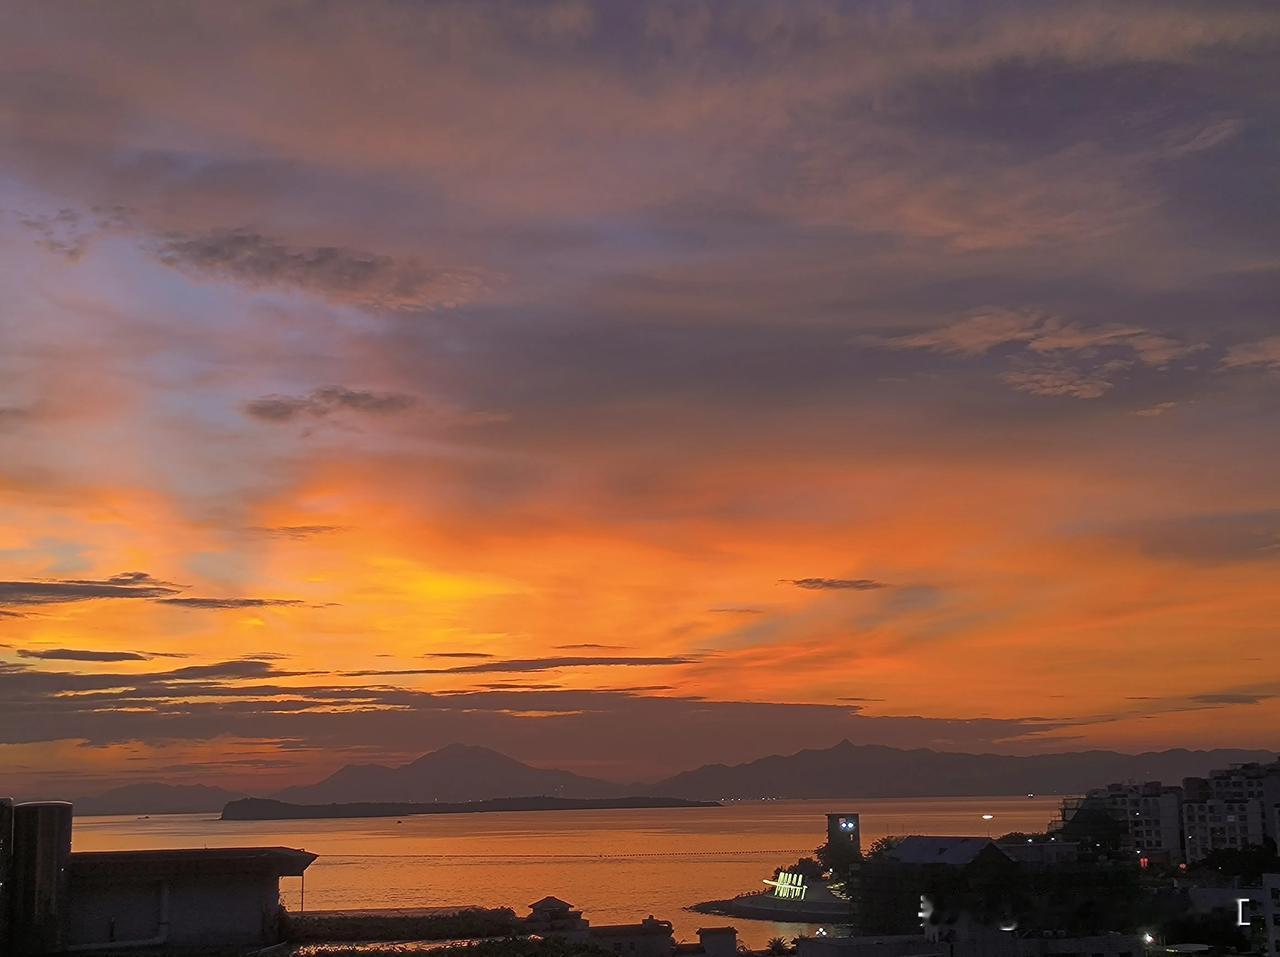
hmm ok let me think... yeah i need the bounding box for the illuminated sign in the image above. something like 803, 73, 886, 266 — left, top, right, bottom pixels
1237, 898, 1252, 927
763, 871, 808, 900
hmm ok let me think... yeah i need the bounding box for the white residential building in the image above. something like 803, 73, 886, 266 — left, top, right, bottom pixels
1084, 782, 1185, 864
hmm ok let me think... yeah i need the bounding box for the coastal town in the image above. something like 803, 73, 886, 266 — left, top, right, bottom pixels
3, 757, 1279, 957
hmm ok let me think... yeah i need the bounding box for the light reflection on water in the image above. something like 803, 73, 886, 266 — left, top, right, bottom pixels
71, 796, 1062, 948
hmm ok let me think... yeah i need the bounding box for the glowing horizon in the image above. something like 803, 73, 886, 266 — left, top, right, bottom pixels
1, 0, 1278, 795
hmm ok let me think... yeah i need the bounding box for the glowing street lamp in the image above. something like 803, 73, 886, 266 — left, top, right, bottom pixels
981, 813, 994, 836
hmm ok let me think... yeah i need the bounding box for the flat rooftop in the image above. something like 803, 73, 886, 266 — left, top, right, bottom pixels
69, 846, 317, 879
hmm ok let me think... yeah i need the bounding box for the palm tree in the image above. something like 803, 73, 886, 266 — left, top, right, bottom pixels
766, 937, 790, 955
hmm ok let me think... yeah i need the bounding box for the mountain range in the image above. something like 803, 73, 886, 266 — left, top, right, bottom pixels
648, 740, 1276, 799
271, 743, 618, 804
67, 740, 1276, 814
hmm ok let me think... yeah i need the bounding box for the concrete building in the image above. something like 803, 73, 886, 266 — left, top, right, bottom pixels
590, 917, 676, 957
674, 927, 739, 957
1078, 782, 1185, 864
1181, 783, 1267, 864
1262, 873, 1279, 957
64, 847, 316, 950
1049, 761, 1279, 864
0, 798, 15, 950
1186, 883, 1265, 929
827, 813, 863, 860
1180, 762, 1280, 862
1204, 762, 1280, 844
0, 800, 315, 955
523, 897, 675, 956
525, 896, 591, 939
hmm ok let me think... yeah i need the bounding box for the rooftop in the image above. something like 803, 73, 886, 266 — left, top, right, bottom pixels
529, 896, 576, 911
592, 921, 674, 938
69, 846, 316, 879
884, 836, 1005, 867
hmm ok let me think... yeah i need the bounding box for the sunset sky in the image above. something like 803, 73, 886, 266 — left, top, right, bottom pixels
2, 1, 1279, 795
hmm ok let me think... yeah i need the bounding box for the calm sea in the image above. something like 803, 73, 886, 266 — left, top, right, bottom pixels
71, 795, 1063, 948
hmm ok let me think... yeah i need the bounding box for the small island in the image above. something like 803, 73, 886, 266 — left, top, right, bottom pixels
221, 795, 720, 821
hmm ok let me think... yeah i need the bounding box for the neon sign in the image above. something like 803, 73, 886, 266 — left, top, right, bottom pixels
763, 871, 808, 900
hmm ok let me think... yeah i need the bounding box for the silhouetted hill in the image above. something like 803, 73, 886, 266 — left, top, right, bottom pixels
74, 782, 246, 816
223, 794, 718, 820
272, 743, 622, 804
650, 741, 1277, 799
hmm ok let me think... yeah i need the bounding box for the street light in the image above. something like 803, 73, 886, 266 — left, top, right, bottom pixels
982, 813, 994, 837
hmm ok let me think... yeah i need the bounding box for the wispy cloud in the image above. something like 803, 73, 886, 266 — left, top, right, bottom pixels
1001, 364, 1123, 399
1189, 692, 1277, 706
0, 573, 179, 607
156, 598, 307, 610
343, 655, 698, 676
784, 578, 889, 591
877, 309, 1049, 356
18, 648, 149, 662
1133, 401, 1178, 417
244, 387, 415, 423
424, 652, 495, 659
875, 309, 1205, 398
153, 229, 483, 311
1221, 335, 1280, 372
253, 525, 344, 540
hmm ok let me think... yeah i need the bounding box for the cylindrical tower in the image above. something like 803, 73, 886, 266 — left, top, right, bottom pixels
9, 801, 73, 955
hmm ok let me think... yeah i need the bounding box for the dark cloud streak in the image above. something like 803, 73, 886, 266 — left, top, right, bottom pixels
343, 655, 698, 676
244, 386, 415, 423
784, 578, 889, 591
0, 573, 179, 607
18, 648, 148, 662
153, 229, 481, 311
156, 598, 307, 609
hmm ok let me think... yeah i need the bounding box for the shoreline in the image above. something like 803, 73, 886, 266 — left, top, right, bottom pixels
689, 894, 852, 924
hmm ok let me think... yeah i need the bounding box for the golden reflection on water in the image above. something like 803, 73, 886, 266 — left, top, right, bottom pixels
72, 796, 1063, 948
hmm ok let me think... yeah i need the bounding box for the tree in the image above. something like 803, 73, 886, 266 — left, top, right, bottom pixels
1188, 840, 1280, 883
864, 835, 904, 860
766, 937, 791, 955
816, 838, 858, 872
996, 831, 1046, 844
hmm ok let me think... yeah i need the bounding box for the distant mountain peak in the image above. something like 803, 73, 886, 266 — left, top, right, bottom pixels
272, 743, 621, 805
433, 742, 502, 755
